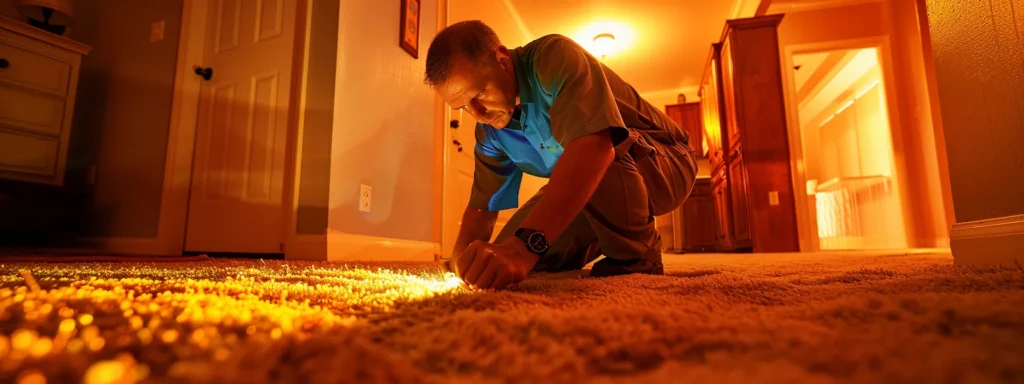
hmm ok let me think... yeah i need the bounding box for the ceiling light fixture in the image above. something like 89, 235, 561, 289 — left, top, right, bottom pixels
574, 21, 634, 60
592, 33, 616, 60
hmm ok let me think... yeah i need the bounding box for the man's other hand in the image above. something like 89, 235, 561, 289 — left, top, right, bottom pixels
453, 239, 539, 290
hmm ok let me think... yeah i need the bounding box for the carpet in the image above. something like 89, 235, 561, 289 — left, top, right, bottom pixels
1, 251, 1022, 383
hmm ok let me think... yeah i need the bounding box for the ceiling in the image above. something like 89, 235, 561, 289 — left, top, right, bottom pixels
506, 0, 738, 95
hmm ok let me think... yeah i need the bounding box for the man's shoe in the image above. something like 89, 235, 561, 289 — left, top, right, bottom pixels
589, 257, 664, 277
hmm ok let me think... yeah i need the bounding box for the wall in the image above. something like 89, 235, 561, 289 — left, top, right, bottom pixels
640, 88, 701, 111
889, 0, 955, 245
327, 0, 440, 242
68, 0, 183, 238
924, 0, 1024, 222
776, 2, 887, 47
774, 1, 952, 247
813, 80, 892, 181
294, 0, 339, 234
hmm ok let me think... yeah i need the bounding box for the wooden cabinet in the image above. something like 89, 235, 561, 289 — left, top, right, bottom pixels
0, 15, 91, 186
727, 151, 752, 247
681, 178, 716, 252
697, 14, 799, 253
665, 102, 704, 157
710, 170, 732, 249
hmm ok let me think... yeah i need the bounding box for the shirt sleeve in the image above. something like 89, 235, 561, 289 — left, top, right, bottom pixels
467, 123, 523, 211
533, 35, 628, 146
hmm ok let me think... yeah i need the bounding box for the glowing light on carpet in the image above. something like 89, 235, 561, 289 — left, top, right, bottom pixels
0, 262, 463, 383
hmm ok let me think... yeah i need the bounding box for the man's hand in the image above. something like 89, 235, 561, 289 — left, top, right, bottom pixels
453, 238, 539, 290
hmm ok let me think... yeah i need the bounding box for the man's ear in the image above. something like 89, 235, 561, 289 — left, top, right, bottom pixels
495, 45, 513, 71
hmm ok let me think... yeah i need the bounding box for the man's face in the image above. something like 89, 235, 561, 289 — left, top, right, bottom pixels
436, 48, 518, 128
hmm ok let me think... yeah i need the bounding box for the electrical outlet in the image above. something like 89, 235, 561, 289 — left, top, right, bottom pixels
768, 191, 780, 206
150, 20, 165, 42
359, 184, 372, 213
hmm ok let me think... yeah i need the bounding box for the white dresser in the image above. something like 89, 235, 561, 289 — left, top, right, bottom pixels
0, 15, 90, 185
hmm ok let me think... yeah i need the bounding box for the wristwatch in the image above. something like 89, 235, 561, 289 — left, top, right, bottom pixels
513, 228, 550, 256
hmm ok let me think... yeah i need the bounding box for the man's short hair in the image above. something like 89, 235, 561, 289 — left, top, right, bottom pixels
424, 20, 502, 86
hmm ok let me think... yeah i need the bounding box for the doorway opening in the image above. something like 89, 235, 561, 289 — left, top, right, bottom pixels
792, 47, 908, 251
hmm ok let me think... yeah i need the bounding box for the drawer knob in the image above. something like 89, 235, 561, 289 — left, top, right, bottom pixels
194, 66, 213, 81
0, 59, 8, 69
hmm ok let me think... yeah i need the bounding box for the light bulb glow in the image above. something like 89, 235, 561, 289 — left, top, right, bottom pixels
592, 33, 616, 57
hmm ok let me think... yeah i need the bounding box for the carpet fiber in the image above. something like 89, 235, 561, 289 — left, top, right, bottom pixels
1, 251, 1022, 383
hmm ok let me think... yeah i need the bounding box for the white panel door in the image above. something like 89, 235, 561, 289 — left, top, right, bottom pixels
185, 0, 296, 253
442, 109, 480, 257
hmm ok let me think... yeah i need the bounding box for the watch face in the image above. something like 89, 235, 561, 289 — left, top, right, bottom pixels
527, 232, 549, 253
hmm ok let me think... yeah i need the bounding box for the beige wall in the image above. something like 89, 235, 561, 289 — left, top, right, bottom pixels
889, 0, 955, 245
68, 0, 183, 238
774, 1, 952, 247
640, 89, 701, 111
294, 0, 339, 235
327, 0, 440, 242
815, 82, 893, 180
924, 0, 1024, 223
776, 2, 887, 46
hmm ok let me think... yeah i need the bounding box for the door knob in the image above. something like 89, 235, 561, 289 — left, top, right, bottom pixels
449, 120, 460, 129
0, 58, 9, 69
194, 66, 213, 81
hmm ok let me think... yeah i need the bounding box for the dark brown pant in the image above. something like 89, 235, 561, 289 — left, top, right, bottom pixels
495, 134, 698, 272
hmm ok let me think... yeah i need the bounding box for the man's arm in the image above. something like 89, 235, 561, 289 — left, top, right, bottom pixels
451, 207, 498, 257
458, 132, 613, 288
511, 130, 613, 243
508, 35, 625, 244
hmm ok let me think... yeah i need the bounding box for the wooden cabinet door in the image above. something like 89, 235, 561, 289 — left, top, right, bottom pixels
701, 58, 725, 170
728, 151, 753, 248
666, 103, 705, 157
682, 180, 716, 252
720, 39, 742, 151
711, 171, 733, 250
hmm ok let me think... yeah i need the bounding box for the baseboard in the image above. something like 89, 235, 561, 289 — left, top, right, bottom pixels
319, 230, 440, 262
949, 214, 1024, 266
77, 236, 169, 256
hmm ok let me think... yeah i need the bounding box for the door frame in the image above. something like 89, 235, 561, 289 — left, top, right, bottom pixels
437, 0, 458, 260
779, 35, 913, 252
149, 0, 309, 256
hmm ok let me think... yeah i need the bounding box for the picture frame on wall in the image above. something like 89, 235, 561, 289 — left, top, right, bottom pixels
400, 0, 421, 58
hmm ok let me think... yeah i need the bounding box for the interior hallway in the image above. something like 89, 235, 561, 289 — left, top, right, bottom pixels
0, 0, 1022, 382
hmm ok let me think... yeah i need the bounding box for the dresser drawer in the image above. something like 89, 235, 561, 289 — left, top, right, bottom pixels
0, 39, 71, 97
0, 85, 66, 136
0, 127, 59, 176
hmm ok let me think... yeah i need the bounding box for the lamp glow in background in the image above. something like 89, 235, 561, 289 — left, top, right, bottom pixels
573, 21, 635, 59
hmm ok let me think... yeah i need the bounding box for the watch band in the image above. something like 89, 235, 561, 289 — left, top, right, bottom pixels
514, 228, 550, 256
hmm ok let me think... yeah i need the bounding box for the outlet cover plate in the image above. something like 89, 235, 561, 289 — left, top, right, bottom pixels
359, 185, 372, 212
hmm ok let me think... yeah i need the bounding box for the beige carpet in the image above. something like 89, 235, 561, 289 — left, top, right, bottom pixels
1, 251, 1022, 383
